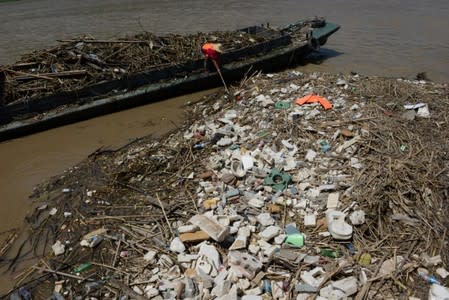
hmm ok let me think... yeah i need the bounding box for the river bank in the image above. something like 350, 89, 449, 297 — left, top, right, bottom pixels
2, 69, 448, 299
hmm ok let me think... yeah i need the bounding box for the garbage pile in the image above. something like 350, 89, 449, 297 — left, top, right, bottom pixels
0, 28, 281, 106
3, 70, 449, 299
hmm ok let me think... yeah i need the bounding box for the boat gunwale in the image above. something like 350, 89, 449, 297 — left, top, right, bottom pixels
0, 26, 294, 122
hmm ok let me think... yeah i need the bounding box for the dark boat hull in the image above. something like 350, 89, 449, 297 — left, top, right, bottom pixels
0, 22, 340, 141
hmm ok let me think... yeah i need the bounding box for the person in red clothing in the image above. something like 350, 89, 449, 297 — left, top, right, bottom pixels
201, 43, 223, 71
201, 42, 229, 93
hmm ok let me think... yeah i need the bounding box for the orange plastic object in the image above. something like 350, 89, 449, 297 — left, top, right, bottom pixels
294, 94, 333, 110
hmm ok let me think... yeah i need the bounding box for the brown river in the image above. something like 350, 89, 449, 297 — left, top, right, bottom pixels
0, 0, 448, 294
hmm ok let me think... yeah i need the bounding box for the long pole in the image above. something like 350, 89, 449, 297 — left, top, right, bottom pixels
212, 60, 229, 94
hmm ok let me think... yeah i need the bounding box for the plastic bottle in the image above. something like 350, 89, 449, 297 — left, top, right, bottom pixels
418, 269, 440, 285
74, 262, 92, 273
320, 248, 342, 258
263, 280, 272, 294
193, 142, 206, 150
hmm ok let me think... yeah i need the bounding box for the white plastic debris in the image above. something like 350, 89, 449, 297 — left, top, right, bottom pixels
429, 284, 449, 300
306, 109, 321, 120
417, 104, 430, 118
217, 137, 233, 147
350, 104, 360, 110
178, 224, 199, 233
283, 156, 297, 171
145, 287, 159, 298
177, 253, 198, 263
304, 214, 316, 227
332, 276, 358, 297
79, 228, 106, 248
37, 204, 48, 211
336, 79, 348, 86
189, 214, 230, 242
327, 192, 340, 209
258, 226, 281, 241
199, 243, 221, 272
327, 210, 353, 240
229, 235, 248, 250
404, 103, 430, 117
228, 252, 262, 279
254, 94, 274, 107
274, 234, 286, 245
282, 139, 298, 155
256, 213, 275, 226
132, 286, 143, 295
349, 210, 366, 225
421, 253, 443, 267
350, 157, 363, 169
52, 240, 65, 256
305, 149, 317, 162
379, 256, 404, 276
248, 245, 260, 256
224, 110, 238, 120
241, 295, 263, 300
248, 197, 265, 208
211, 280, 231, 297
170, 237, 186, 253
158, 254, 174, 268
143, 250, 157, 262
336, 136, 361, 153
230, 159, 246, 178
290, 83, 300, 91
300, 267, 326, 288
436, 268, 449, 279
80, 235, 103, 248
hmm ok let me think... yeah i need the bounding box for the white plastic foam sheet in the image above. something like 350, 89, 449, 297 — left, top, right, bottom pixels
404, 103, 430, 118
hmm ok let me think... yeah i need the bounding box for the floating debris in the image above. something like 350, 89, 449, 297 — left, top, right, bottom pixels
2, 70, 448, 299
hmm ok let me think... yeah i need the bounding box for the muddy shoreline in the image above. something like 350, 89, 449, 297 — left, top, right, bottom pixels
1, 69, 448, 299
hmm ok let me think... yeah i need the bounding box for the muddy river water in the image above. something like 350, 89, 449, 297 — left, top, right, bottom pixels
0, 0, 449, 293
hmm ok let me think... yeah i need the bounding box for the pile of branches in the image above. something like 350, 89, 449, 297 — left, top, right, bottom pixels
0, 29, 275, 106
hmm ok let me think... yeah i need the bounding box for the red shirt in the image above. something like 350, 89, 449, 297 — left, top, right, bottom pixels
201, 43, 221, 60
